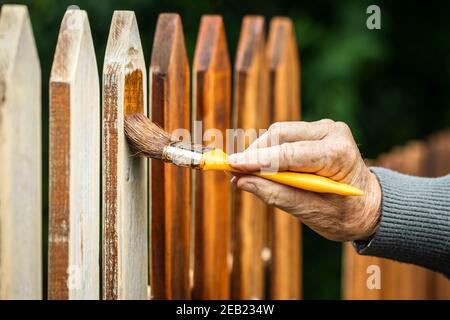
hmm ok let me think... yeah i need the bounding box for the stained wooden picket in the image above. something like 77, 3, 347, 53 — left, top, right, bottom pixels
266, 17, 302, 300
102, 10, 148, 300
192, 15, 232, 299
232, 16, 270, 299
149, 13, 191, 300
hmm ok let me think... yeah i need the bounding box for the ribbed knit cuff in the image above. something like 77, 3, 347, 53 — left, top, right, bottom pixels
353, 167, 450, 277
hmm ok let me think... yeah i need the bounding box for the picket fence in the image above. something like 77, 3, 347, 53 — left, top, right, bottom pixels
0, 4, 301, 299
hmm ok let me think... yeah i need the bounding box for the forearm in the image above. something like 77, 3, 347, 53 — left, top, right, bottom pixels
354, 167, 450, 277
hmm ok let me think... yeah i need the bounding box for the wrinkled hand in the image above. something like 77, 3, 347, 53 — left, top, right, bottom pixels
228, 120, 382, 242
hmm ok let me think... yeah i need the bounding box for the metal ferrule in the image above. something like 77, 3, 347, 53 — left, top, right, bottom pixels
162, 141, 212, 169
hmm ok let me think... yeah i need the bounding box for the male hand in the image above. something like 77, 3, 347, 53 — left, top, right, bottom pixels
229, 120, 382, 242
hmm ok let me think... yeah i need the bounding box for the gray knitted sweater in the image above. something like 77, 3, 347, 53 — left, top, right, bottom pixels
354, 167, 450, 277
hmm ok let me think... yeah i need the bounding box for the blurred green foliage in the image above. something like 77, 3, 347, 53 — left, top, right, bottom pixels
2, 0, 450, 299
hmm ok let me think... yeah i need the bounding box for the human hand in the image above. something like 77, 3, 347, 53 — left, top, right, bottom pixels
228, 120, 382, 242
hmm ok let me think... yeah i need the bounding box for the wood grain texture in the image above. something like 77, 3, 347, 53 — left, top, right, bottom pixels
150, 13, 190, 300
266, 17, 302, 300
48, 9, 99, 300
232, 16, 270, 299
192, 15, 231, 299
0, 5, 42, 299
102, 11, 148, 300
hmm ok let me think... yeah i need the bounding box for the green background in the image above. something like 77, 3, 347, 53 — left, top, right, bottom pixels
2, 0, 450, 299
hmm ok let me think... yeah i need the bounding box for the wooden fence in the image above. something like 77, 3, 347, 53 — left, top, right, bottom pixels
342, 131, 450, 300
0, 5, 302, 299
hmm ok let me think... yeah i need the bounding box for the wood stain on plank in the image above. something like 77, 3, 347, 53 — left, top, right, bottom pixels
48, 82, 70, 300
102, 11, 148, 300
150, 13, 190, 299
102, 75, 119, 300
124, 69, 143, 115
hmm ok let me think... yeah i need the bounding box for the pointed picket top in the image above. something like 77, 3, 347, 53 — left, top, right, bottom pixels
48, 9, 99, 300
0, 4, 42, 299
233, 15, 269, 131
235, 15, 266, 72
50, 10, 94, 82
193, 15, 230, 73
150, 13, 190, 300
266, 17, 297, 69
192, 15, 231, 299
102, 10, 148, 300
266, 16, 301, 120
150, 13, 188, 77
0, 5, 40, 79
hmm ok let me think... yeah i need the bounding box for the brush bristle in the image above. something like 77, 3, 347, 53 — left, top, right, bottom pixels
124, 113, 173, 160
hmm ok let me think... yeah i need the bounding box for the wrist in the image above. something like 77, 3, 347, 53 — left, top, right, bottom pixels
359, 171, 382, 240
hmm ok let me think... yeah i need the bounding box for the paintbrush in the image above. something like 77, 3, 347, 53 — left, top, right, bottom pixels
124, 113, 364, 196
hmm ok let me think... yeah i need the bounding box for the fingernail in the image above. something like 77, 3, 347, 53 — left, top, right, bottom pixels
230, 176, 237, 184
240, 182, 256, 193
228, 153, 244, 164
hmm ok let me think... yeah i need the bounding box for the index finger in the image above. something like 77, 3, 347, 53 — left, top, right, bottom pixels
247, 119, 335, 150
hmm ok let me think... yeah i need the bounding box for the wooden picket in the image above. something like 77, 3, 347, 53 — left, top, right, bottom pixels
48, 9, 99, 300
0, 4, 42, 299
149, 13, 191, 299
266, 17, 302, 299
232, 16, 270, 299
102, 11, 148, 300
192, 15, 231, 299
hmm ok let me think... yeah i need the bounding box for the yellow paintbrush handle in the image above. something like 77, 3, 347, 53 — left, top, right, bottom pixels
201, 149, 363, 196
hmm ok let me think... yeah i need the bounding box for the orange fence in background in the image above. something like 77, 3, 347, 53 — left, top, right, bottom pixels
343, 131, 450, 300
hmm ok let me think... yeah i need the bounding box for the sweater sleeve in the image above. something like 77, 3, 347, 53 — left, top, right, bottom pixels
353, 167, 450, 277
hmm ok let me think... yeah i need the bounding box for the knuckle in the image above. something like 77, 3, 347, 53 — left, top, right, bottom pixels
269, 122, 282, 132
279, 142, 296, 165
335, 121, 351, 134
337, 143, 351, 159
327, 142, 351, 164
265, 188, 281, 206
319, 118, 335, 125
268, 122, 283, 144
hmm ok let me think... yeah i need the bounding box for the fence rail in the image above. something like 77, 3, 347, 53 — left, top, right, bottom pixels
0, 3, 448, 300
